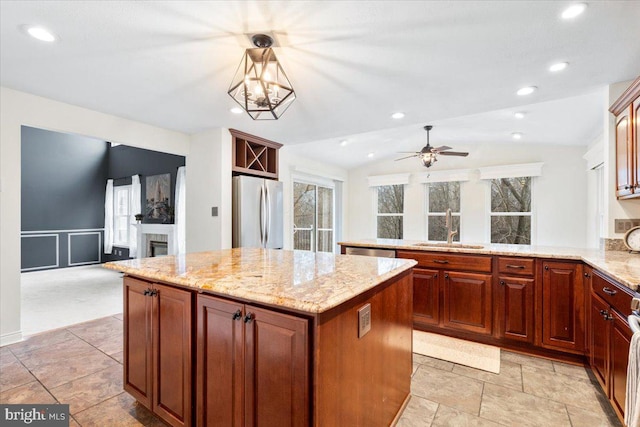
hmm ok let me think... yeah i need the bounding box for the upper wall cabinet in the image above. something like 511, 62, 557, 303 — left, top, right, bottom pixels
609, 76, 640, 199
230, 129, 282, 179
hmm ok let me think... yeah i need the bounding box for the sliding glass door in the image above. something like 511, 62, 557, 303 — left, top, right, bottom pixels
293, 181, 334, 253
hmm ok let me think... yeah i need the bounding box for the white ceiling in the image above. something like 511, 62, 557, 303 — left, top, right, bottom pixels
1, 1, 639, 164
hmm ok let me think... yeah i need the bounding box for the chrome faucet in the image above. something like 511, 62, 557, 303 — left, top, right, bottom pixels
445, 208, 457, 244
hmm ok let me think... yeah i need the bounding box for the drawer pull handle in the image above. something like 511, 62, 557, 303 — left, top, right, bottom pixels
500, 280, 505, 286
232, 310, 242, 320
433, 260, 449, 264
506, 265, 525, 269
602, 287, 617, 296
244, 313, 255, 323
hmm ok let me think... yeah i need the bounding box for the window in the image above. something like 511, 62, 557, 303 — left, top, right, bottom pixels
293, 181, 335, 253
427, 182, 460, 242
113, 185, 131, 247
377, 185, 404, 239
490, 177, 531, 244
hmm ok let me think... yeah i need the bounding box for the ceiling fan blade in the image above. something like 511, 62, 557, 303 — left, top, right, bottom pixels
432, 145, 452, 152
396, 151, 421, 154
395, 154, 419, 161
438, 151, 469, 157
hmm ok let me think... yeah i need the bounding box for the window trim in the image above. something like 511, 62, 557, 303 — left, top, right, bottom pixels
113, 184, 132, 248
486, 177, 536, 245
374, 184, 405, 239
425, 181, 462, 242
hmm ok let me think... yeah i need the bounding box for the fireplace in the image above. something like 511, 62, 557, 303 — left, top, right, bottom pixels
149, 240, 168, 257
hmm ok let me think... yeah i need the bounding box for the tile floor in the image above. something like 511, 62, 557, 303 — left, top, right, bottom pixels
1, 315, 622, 427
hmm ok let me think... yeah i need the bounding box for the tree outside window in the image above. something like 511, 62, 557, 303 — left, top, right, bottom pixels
427, 182, 460, 242
377, 185, 404, 239
490, 177, 531, 244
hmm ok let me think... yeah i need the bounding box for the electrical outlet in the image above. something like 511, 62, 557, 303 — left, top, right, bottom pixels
614, 219, 640, 233
211, 207, 218, 217
358, 303, 371, 338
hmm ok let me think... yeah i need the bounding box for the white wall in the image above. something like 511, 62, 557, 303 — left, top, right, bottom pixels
0, 87, 190, 345
186, 129, 232, 252
583, 134, 605, 248
346, 143, 589, 248
279, 148, 349, 250
604, 80, 640, 238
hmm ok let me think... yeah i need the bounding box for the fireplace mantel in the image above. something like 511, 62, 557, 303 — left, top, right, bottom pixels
132, 223, 176, 259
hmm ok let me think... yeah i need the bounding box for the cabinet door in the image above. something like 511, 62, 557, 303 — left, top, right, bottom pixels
615, 105, 633, 197
244, 306, 309, 427
498, 276, 534, 343
634, 98, 640, 192
123, 277, 153, 409
610, 310, 632, 420
542, 262, 585, 353
196, 295, 245, 427
443, 271, 493, 335
152, 284, 192, 427
590, 292, 610, 391
413, 268, 439, 327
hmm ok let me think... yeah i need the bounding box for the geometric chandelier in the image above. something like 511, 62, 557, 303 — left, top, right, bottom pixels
227, 34, 296, 120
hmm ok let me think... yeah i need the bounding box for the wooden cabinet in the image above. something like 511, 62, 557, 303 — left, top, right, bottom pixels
610, 76, 640, 199
196, 294, 309, 427
497, 275, 535, 343
541, 261, 585, 354
124, 277, 192, 427
589, 270, 635, 423
397, 251, 493, 336
230, 129, 282, 179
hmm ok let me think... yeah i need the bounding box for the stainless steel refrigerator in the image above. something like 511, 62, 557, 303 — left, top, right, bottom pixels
232, 175, 284, 249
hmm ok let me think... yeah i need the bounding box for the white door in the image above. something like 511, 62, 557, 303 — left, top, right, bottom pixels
293, 182, 334, 253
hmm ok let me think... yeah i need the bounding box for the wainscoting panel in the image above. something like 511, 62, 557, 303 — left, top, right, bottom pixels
21, 229, 104, 271
21, 234, 59, 271
68, 232, 102, 266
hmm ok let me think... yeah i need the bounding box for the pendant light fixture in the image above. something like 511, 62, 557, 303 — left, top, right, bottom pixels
228, 34, 296, 120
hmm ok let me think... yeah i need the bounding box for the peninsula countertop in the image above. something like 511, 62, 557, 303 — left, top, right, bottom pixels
103, 247, 416, 314
339, 239, 640, 292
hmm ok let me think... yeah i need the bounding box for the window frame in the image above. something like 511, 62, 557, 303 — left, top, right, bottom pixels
374, 184, 405, 239
425, 181, 462, 242
113, 184, 132, 248
486, 177, 535, 245
291, 175, 336, 254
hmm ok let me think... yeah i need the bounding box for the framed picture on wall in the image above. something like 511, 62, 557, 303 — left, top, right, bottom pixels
145, 173, 171, 223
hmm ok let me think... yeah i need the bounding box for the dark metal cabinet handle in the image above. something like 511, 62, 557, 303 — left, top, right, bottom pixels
624, 185, 631, 190
434, 273, 438, 279
602, 287, 617, 296
244, 313, 255, 323
433, 260, 449, 264
584, 272, 591, 278
500, 280, 506, 286
150, 289, 158, 297
544, 265, 549, 271
232, 310, 242, 320
506, 265, 525, 269
444, 273, 449, 279
143, 289, 151, 296
600, 309, 608, 317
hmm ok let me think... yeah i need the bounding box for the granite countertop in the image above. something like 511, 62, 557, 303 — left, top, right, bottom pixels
339, 239, 640, 292
103, 247, 416, 314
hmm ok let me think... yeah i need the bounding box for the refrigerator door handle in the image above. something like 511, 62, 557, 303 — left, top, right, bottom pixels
265, 183, 271, 246
259, 184, 266, 247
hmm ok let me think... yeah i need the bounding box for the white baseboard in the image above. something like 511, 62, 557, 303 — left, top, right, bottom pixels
1, 330, 23, 347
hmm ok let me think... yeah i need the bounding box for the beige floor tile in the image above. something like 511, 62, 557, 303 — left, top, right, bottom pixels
411, 365, 483, 415
396, 395, 438, 427
552, 361, 591, 380
521, 365, 604, 411
91, 333, 123, 356
110, 351, 124, 364
8, 329, 78, 357
413, 353, 454, 372
452, 360, 523, 392
1, 347, 18, 366
432, 404, 503, 427
67, 316, 122, 346
0, 380, 57, 404
73, 392, 163, 427
30, 350, 120, 390
412, 363, 419, 376
113, 313, 124, 321
0, 360, 37, 392
566, 404, 622, 427
480, 383, 571, 427
50, 364, 124, 415
16, 335, 91, 368
500, 351, 554, 371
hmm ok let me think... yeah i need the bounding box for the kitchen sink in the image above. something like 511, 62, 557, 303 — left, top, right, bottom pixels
411, 242, 485, 249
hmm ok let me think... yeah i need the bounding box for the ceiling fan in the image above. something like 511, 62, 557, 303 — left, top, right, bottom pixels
396, 125, 469, 167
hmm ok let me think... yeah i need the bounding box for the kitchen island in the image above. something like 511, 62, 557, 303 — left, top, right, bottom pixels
105, 248, 416, 427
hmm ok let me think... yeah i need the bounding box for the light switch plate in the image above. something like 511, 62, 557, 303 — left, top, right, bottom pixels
211, 207, 218, 217
358, 303, 371, 338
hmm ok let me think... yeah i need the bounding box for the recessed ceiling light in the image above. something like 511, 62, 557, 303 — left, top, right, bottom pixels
340, 140, 348, 147
230, 107, 243, 114
549, 62, 569, 72
391, 112, 405, 119
512, 132, 523, 140
514, 112, 525, 119
562, 3, 587, 19
24, 25, 57, 42
367, 152, 375, 158
517, 86, 537, 96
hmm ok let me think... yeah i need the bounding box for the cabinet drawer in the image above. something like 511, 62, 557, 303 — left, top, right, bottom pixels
593, 270, 634, 317
497, 257, 535, 276
397, 251, 492, 273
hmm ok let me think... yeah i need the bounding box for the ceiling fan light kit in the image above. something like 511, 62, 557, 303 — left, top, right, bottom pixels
228, 34, 296, 120
395, 125, 469, 168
